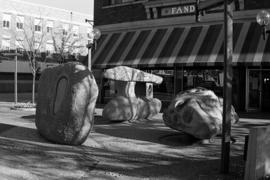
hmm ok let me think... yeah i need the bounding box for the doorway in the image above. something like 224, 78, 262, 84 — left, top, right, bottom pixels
246, 69, 270, 112
262, 71, 270, 111
246, 70, 261, 112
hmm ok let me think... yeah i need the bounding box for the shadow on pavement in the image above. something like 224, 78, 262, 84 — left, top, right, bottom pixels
94, 115, 207, 147
0, 107, 250, 179
21, 114, 36, 120
0, 123, 98, 179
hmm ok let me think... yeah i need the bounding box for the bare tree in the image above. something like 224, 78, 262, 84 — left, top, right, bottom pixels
51, 24, 86, 64
13, 16, 46, 104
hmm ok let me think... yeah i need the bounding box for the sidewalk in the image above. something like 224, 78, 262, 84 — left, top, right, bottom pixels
0, 99, 269, 179
0, 103, 250, 179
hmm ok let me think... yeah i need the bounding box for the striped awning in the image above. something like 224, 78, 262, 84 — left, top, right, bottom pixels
92, 21, 270, 69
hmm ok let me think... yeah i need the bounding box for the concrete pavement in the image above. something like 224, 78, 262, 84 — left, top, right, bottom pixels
0, 101, 269, 179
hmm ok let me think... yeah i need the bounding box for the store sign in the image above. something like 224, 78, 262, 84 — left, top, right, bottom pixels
161, 5, 196, 16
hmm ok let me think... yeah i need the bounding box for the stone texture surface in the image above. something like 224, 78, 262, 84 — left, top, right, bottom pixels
102, 96, 162, 121
103, 66, 163, 122
102, 96, 137, 121
163, 88, 239, 139
136, 97, 162, 120
103, 66, 163, 84
36, 62, 98, 145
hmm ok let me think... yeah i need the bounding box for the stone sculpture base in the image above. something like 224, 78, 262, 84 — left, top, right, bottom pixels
36, 62, 98, 145
102, 66, 163, 122
102, 96, 161, 121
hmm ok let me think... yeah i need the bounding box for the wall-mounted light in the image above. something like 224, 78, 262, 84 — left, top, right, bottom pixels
256, 10, 270, 40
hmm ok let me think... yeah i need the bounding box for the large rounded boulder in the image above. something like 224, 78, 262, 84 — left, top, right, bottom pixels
36, 62, 98, 145
163, 88, 239, 139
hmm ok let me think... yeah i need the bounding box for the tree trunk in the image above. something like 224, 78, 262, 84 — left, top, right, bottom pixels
32, 72, 36, 103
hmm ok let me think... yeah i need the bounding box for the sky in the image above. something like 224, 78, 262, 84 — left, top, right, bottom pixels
21, 0, 94, 15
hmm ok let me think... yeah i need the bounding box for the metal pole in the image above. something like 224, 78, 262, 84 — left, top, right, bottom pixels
221, 0, 233, 174
14, 49, 18, 104
88, 40, 92, 71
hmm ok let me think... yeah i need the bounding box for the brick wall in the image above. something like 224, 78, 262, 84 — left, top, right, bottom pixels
94, 1, 147, 26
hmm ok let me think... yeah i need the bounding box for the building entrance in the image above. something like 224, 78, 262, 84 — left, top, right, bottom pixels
262, 71, 270, 111
246, 69, 270, 112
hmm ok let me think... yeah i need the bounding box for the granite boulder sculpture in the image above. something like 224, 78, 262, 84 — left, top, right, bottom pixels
102, 66, 162, 121
163, 87, 239, 139
36, 62, 98, 145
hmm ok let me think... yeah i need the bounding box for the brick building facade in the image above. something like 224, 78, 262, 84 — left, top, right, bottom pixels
93, 0, 270, 112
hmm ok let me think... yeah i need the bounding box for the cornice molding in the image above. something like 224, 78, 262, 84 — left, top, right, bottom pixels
96, 9, 263, 33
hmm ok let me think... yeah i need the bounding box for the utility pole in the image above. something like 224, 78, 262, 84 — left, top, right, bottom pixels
3, 51, 22, 105
14, 49, 18, 104
195, 0, 234, 173
221, 0, 233, 173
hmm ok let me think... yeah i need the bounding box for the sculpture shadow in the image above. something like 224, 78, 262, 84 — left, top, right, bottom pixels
0, 123, 98, 179
0, 123, 48, 143
21, 114, 36, 121
80, 142, 245, 179
93, 116, 202, 146
94, 115, 125, 125
0, 122, 245, 179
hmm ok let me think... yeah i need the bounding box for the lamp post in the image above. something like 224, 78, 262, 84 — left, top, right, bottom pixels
85, 22, 101, 71
220, 0, 233, 174
256, 10, 270, 40
3, 50, 22, 105
195, 0, 233, 174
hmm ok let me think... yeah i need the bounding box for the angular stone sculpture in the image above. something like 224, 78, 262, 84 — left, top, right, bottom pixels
36, 62, 98, 145
163, 87, 239, 139
102, 66, 163, 121
103, 66, 163, 84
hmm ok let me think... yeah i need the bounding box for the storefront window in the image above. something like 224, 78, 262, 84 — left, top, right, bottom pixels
151, 70, 174, 102
101, 68, 224, 105
184, 69, 223, 96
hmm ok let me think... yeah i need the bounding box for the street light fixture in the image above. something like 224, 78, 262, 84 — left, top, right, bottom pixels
85, 19, 101, 71
256, 10, 270, 40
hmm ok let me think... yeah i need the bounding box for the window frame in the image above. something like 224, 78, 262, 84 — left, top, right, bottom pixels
34, 18, 42, 33
46, 20, 54, 33
16, 15, 24, 31
2, 14, 11, 29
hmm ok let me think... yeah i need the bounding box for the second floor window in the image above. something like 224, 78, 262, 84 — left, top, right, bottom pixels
46, 20, 54, 33
62, 24, 69, 36
35, 18, 42, 33
35, 25, 41, 32
16, 16, 24, 30
17, 22, 23, 29
3, 14, 11, 29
